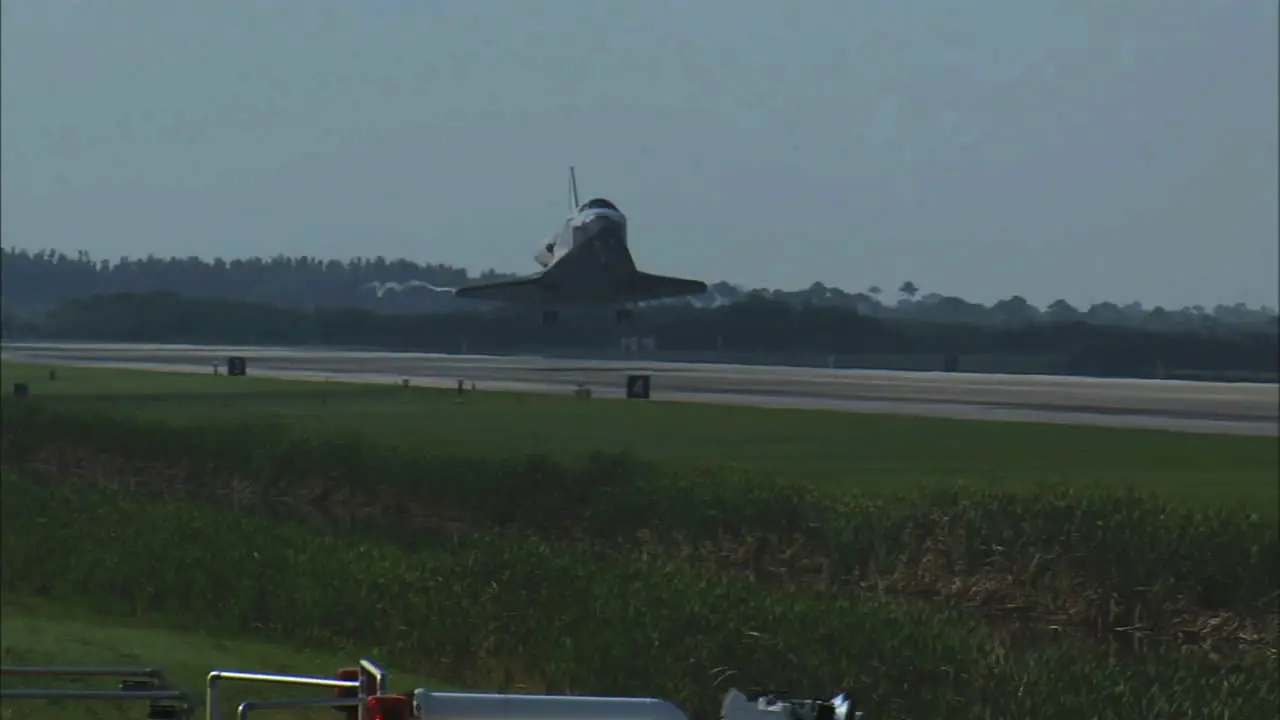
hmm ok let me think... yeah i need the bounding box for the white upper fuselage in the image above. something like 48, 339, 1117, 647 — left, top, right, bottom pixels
535, 198, 629, 271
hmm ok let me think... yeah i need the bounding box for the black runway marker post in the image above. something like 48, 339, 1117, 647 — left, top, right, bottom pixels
625, 374, 650, 400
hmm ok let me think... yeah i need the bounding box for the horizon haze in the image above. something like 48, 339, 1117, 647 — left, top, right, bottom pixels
2, 1, 1276, 310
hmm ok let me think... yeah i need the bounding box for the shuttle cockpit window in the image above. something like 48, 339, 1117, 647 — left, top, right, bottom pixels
578, 197, 619, 213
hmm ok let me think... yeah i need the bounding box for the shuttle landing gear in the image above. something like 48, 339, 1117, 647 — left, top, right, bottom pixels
615, 308, 634, 326
541, 309, 560, 326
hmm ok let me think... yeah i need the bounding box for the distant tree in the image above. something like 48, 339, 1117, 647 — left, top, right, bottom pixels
898, 281, 919, 300
991, 295, 1038, 325
848, 292, 879, 314
1046, 299, 1079, 321
867, 285, 883, 300
1143, 306, 1170, 327
1082, 302, 1116, 322
1121, 301, 1145, 318
921, 296, 989, 325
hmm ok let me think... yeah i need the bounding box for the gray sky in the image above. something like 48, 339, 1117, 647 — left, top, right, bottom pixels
2, 1, 1276, 308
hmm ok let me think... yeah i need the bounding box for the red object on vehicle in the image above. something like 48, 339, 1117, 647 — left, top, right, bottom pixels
364, 694, 412, 720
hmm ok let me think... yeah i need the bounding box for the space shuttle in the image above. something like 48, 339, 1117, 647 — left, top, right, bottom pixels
453, 167, 709, 325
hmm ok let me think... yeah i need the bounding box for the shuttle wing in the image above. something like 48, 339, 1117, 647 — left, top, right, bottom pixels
625, 272, 709, 303
453, 273, 547, 304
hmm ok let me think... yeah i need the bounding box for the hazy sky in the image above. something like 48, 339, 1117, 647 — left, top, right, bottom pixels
2, 1, 1276, 308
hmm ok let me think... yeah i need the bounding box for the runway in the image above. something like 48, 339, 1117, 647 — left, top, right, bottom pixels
3, 341, 1277, 436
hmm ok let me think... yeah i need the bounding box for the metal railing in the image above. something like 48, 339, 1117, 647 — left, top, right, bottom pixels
3, 657, 863, 720
0, 665, 193, 718
1, 658, 388, 720
206, 657, 385, 720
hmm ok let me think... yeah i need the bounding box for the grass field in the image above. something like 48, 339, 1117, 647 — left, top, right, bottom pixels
4, 473, 1275, 720
2, 360, 1275, 512
2, 358, 1277, 718
0, 599, 436, 720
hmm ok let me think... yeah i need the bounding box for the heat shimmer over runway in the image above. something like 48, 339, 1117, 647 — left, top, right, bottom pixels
2, 341, 1276, 436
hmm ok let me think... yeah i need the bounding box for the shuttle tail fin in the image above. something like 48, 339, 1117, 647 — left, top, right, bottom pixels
568, 166, 580, 212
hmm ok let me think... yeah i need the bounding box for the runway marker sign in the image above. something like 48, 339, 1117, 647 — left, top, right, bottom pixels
626, 374, 651, 400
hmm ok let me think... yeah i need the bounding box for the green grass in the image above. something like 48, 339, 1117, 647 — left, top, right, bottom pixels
7, 402, 1276, 657
0, 599, 436, 720
2, 360, 1277, 719
5, 474, 1275, 720
2, 360, 1276, 513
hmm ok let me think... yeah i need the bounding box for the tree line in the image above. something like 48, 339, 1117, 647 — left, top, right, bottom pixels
4, 290, 1275, 381
3, 247, 1277, 332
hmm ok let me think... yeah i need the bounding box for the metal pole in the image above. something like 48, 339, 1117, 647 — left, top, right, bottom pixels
1, 689, 187, 702
0, 665, 170, 685
236, 696, 361, 719
359, 658, 388, 695
206, 670, 359, 720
